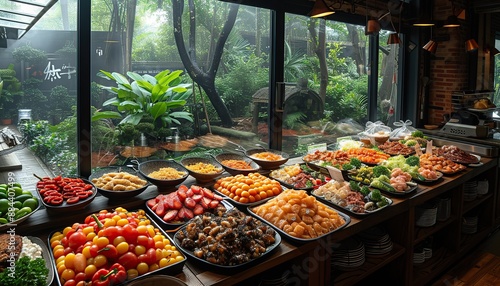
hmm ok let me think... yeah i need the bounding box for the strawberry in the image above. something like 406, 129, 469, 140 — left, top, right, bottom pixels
183, 207, 194, 219
186, 188, 194, 197
202, 188, 215, 199
155, 201, 166, 217
192, 194, 203, 202
184, 197, 196, 209
213, 194, 224, 201
191, 185, 202, 194
163, 210, 178, 222
177, 188, 187, 202
193, 204, 204, 215
209, 199, 219, 209
146, 198, 156, 208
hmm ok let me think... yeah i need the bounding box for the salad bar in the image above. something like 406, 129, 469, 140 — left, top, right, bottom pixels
1, 136, 499, 286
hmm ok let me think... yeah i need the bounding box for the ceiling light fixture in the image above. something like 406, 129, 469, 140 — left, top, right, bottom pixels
423, 40, 438, 54
310, 0, 335, 18
443, 15, 460, 28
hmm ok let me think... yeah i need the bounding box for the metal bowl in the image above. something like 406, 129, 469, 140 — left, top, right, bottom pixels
180, 157, 224, 183
138, 160, 189, 190
214, 152, 261, 175
88, 166, 150, 199
245, 148, 289, 170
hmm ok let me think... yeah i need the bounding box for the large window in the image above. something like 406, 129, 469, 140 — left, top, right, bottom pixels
0, 0, 405, 176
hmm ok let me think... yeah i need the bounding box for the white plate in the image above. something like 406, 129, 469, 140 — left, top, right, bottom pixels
468, 154, 483, 167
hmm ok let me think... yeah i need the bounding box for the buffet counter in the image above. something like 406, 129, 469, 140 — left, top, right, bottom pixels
14, 153, 500, 286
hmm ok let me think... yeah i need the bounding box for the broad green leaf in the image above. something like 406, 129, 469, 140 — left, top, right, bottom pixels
102, 97, 120, 106
121, 113, 142, 125
119, 100, 140, 110
158, 70, 183, 86
151, 84, 168, 102
143, 74, 157, 85
150, 102, 167, 120
165, 100, 187, 109
91, 111, 122, 121
98, 70, 115, 80
135, 79, 154, 91
171, 89, 193, 101
170, 111, 194, 122
112, 72, 131, 89
127, 71, 144, 82
155, 69, 171, 80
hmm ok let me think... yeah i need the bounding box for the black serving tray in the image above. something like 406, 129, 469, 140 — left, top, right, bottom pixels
48, 210, 186, 286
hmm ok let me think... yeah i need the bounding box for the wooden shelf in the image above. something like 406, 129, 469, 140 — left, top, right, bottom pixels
331, 243, 405, 286
413, 215, 457, 245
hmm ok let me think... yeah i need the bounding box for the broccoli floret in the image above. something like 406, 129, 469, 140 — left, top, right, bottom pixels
406, 155, 420, 167
349, 180, 361, 191
349, 157, 362, 169
342, 163, 354, 171
359, 186, 371, 196
411, 130, 425, 138
373, 165, 391, 178
377, 197, 389, 207
370, 189, 383, 201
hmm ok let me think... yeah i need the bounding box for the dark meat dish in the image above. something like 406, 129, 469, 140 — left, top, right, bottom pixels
434, 145, 480, 164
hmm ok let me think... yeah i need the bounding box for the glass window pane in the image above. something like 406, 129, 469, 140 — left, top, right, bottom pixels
90, 1, 271, 168
282, 14, 369, 156
377, 29, 400, 126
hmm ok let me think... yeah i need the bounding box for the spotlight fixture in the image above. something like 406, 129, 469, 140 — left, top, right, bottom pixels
310, 0, 335, 18
423, 40, 438, 54
465, 39, 479, 52
443, 15, 460, 28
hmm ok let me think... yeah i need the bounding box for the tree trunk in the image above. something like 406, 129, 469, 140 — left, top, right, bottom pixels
124, 0, 137, 73
172, 0, 237, 127
308, 19, 327, 108
346, 24, 365, 75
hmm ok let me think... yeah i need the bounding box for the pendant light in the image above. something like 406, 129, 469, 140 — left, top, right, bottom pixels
465, 39, 479, 52
387, 5, 402, 45
422, 24, 437, 54
310, 0, 335, 18
443, 15, 460, 28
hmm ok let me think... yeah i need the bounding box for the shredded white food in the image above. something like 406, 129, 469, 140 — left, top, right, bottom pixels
20, 236, 43, 260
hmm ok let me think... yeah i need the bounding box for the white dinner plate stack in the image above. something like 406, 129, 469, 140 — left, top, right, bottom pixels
357, 226, 393, 256
331, 237, 365, 270
413, 249, 426, 264
463, 181, 478, 201
462, 215, 478, 234
476, 180, 489, 197
437, 197, 451, 222
415, 202, 438, 227
259, 270, 290, 286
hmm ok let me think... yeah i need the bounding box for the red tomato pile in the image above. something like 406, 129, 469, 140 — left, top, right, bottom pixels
49, 207, 184, 286
146, 185, 224, 223
37, 176, 94, 205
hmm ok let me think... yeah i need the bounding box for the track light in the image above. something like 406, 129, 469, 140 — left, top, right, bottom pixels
310, 0, 335, 18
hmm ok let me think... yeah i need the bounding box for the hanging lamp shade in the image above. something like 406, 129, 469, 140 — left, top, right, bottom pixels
413, 18, 435, 27
387, 33, 401, 45
423, 40, 438, 54
465, 39, 479, 52
365, 19, 381, 35
310, 0, 335, 18
443, 15, 460, 28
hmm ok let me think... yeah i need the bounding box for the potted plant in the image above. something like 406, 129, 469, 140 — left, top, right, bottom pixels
92, 69, 194, 142
0, 64, 23, 124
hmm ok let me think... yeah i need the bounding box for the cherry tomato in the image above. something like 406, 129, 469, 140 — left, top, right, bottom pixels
136, 235, 149, 247
73, 253, 87, 273
63, 279, 76, 286
146, 248, 157, 264
122, 224, 138, 244
103, 226, 122, 242
74, 272, 86, 282
99, 244, 118, 260
68, 231, 86, 250
118, 252, 138, 269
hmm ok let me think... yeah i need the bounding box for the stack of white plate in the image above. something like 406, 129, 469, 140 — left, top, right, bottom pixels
423, 247, 433, 260
331, 237, 365, 270
463, 181, 478, 201
462, 215, 478, 234
476, 180, 489, 197
259, 270, 290, 286
357, 226, 393, 256
416, 203, 438, 227
437, 197, 451, 222
413, 249, 426, 264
